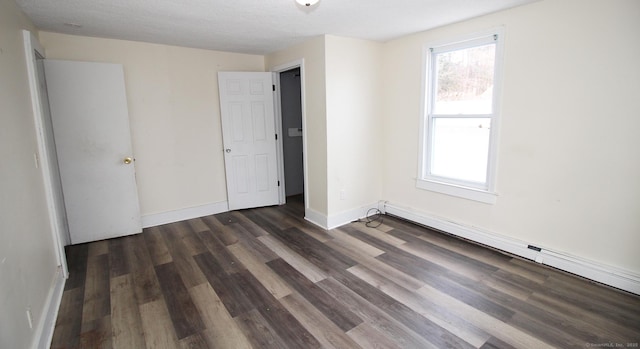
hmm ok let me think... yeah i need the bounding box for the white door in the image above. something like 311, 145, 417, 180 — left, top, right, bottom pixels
44, 60, 141, 244
218, 72, 280, 210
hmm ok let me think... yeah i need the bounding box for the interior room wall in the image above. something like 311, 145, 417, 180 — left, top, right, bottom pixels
265, 36, 329, 218
381, 0, 640, 274
39, 32, 265, 218
324, 35, 384, 220
0, 0, 61, 347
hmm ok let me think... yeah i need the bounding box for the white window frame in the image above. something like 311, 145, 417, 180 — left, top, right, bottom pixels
417, 27, 504, 204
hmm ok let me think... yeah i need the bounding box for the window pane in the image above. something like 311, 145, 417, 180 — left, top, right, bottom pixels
434, 44, 495, 114
431, 118, 491, 184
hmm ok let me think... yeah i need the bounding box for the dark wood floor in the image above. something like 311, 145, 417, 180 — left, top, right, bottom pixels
52, 196, 640, 348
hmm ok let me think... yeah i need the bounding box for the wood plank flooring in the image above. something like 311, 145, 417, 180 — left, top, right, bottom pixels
51, 196, 640, 348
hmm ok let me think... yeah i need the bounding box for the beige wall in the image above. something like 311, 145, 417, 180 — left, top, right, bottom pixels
325, 35, 383, 215
265, 36, 329, 216
381, 0, 640, 273
0, 0, 60, 347
265, 35, 384, 221
39, 32, 265, 216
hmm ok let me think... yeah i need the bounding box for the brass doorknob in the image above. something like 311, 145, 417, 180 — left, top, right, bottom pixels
123, 157, 133, 164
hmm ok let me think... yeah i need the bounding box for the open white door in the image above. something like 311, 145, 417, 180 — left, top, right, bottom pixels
218, 72, 280, 210
44, 60, 141, 244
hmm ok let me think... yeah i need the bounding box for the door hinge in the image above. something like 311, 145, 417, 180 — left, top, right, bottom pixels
272, 84, 276, 91
275, 133, 278, 140
277, 180, 280, 187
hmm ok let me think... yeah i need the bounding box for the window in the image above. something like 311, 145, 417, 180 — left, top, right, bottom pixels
418, 29, 503, 204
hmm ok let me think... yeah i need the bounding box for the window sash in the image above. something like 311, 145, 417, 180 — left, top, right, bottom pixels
429, 40, 497, 116
426, 116, 492, 189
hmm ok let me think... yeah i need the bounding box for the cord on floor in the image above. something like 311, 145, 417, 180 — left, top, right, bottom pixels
354, 207, 384, 228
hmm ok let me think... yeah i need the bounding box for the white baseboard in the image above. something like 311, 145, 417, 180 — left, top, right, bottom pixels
304, 202, 380, 230
141, 201, 229, 228
384, 202, 640, 295
34, 266, 65, 349
327, 202, 380, 230
304, 207, 328, 230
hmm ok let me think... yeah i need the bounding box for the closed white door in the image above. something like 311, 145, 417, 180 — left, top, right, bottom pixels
44, 60, 141, 244
218, 72, 279, 210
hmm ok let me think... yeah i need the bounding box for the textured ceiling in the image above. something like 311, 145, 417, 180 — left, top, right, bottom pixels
16, 0, 538, 55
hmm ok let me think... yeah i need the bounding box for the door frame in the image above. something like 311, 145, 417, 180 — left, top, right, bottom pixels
22, 30, 69, 277
271, 59, 309, 210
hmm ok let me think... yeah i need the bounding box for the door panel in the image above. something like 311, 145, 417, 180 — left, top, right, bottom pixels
44, 60, 141, 244
218, 72, 279, 210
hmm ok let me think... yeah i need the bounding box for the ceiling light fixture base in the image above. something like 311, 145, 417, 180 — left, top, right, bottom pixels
295, 0, 319, 7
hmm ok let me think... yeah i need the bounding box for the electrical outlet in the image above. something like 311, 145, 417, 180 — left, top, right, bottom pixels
378, 200, 388, 214
340, 190, 346, 200
26, 307, 33, 329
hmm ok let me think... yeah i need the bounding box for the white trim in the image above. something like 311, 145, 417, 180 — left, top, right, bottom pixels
416, 178, 497, 204
32, 266, 65, 349
384, 202, 640, 295
539, 250, 640, 295
304, 202, 380, 230
430, 34, 497, 54
270, 59, 310, 211
22, 30, 69, 276
304, 207, 328, 230
141, 201, 229, 228
271, 71, 287, 205
326, 202, 380, 230
422, 26, 507, 57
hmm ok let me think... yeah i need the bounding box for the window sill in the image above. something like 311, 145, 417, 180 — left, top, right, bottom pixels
416, 178, 497, 204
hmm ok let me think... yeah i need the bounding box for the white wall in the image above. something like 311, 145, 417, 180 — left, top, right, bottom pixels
266, 36, 329, 217
325, 35, 383, 219
39, 32, 265, 218
381, 0, 640, 274
0, 0, 61, 347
